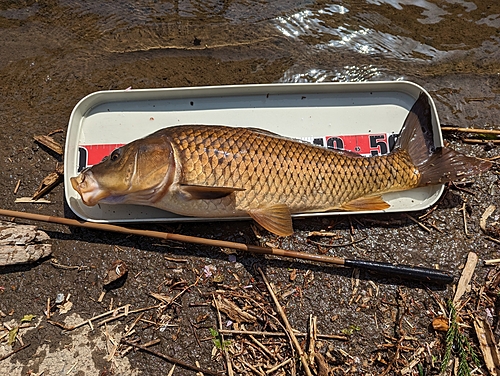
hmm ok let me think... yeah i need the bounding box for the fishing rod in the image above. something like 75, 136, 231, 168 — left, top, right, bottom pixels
0, 208, 454, 284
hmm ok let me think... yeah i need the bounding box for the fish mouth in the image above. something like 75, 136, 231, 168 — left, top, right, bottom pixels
70, 171, 110, 206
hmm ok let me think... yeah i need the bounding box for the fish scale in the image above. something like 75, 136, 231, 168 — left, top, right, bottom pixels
168, 125, 419, 213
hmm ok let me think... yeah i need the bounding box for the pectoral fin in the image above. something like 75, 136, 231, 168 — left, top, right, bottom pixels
180, 184, 245, 200
340, 195, 390, 211
248, 204, 294, 237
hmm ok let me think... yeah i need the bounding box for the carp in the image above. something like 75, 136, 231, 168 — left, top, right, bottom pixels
71, 93, 490, 236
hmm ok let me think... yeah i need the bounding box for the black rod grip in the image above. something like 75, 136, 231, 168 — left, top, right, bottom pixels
344, 259, 454, 284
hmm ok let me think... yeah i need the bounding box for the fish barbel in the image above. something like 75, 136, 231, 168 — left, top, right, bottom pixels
71, 93, 490, 236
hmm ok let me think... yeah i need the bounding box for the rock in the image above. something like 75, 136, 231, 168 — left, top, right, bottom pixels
0, 221, 51, 266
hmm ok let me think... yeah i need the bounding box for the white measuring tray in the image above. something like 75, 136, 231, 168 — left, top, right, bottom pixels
64, 81, 444, 223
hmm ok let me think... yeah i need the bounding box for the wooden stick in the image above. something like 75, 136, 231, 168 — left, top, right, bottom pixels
405, 214, 431, 233
463, 139, 500, 145
453, 252, 478, 304
441, 127, 500, 135
0, 208, 453, 284
484, 258, 500, 266
258, 268, 313, 376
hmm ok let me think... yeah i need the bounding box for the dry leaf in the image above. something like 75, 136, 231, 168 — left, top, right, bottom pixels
432, 316, 449, 332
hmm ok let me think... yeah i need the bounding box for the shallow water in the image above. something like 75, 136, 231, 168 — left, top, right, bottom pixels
0, 1, 499, 375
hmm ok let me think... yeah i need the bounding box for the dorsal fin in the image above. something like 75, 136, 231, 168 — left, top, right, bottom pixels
394, 92, 435, 168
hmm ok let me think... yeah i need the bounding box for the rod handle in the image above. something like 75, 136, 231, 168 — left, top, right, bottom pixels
344, 259, 454, 284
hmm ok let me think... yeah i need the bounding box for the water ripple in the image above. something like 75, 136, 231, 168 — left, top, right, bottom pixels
279, 65, 396, 83
273, 1, 500, 63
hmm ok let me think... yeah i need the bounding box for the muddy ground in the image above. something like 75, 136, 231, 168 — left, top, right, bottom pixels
1, 1, 500, 375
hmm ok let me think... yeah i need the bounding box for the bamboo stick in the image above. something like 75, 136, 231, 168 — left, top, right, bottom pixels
0, 208, 454, 284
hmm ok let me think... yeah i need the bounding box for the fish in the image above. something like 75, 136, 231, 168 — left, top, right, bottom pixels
70, 93, 491, 236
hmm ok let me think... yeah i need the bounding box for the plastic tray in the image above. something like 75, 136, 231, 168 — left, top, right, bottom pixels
64, 81, 443, 223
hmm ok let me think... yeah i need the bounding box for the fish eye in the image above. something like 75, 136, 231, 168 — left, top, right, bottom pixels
110, 148, 122, 162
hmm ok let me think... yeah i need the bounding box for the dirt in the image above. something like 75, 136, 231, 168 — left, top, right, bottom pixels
1, 1, 500, 375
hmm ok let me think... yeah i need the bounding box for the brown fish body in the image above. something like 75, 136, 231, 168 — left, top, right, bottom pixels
71, 94, 490, 236
158, 125, 419, 216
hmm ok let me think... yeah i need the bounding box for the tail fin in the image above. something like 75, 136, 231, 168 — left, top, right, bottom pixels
395, 93, 491, 186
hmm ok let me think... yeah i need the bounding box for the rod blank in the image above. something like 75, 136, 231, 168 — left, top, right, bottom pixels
0, 208, 453, 284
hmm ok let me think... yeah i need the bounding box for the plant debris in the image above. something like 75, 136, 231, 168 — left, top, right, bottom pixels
32, 162, 64, 200
33, 134, 63, 155
103, 259, 128, 286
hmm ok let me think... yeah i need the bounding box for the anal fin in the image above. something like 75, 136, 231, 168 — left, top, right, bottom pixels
341, 195, 390, 211
248, 204, 294, 237
180, 184, 245, 200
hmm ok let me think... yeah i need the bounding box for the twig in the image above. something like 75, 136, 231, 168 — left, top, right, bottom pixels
0, 343, 31, 361
121, 339, 223, 376
480, 205, 496, 232
167, 364, 176, 376
248, 334, 277, 360
267, 358, 293, 374
306, 315, 317, 365
190, 321, 202, 348
459, 203, 469, 237
218, 329, 347, 340
463, 139, 500, 145
212, 294, 234, 376
484, 258, 500, 266
405, 214, 431, 233
258, 268, 313, 376
33, 135, 63, 155
48, 304, 163, 331
473, 317, 500, 375
485, 236, 500, 245
13, 180, 21, 194
441, 127, 500, 135
124, 312, 144, 337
